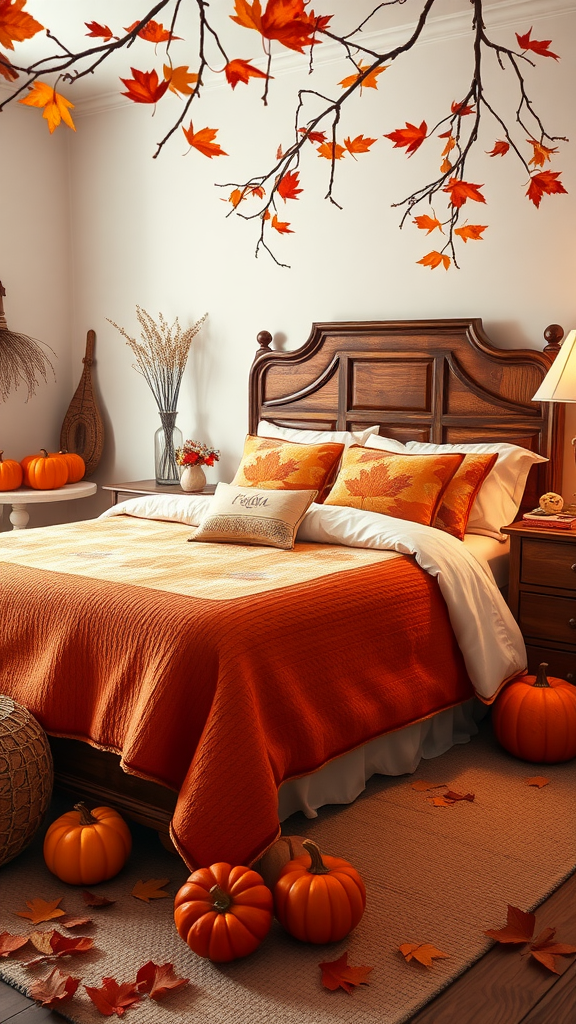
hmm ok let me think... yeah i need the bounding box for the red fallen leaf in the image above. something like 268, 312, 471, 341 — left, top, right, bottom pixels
298, 127, 327, 145
85, 21, 115, 41
136, 961, 189, 999
399, 943, 450, 967
182, 124, 227, 158
384, 121, 427, 157
316, 141, 345, 161
29, 968, 80, 1008
444, 789, 475, 800
454, 225, 487, 243
271, 214, 293, 234
15, 898, 65, 925
25, 930, 94, 965
225, 58, 268, 89
525, 776, 550, 788
0, 50, 18, 80
339, 62, 387, 91
485, 904, 536, 944
0, 932, 29, 957
344, 134, 377, 158
163, 64, 197, 96
526, 140, 558, 168
451, 99, 475, 116
85, 976, 141, 1017
487, 140, 510, 157
277, 170, 302, 201
0, 0, 43, 50
120, 68, 169, 105
417, 251, 450, 270
527, 927, 576, 974
82, 890, 116, 907
526, 170, 567, 208
124, 20, 181, 44
427, 796, 455, 807
58, 914, 93, 929
413, 215, 443, 235
319, 951, 373, 993
516, 27, 559, 60
443, 177, 486, 208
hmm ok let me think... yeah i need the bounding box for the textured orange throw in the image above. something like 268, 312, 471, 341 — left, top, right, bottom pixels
0, 526, 472, 868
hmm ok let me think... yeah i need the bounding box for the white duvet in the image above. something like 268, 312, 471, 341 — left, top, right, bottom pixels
101, 493, 526, 701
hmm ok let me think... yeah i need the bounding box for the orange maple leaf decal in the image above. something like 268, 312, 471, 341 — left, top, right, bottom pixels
516, 27, 559, 60
298, 126, 326, 144
451, 99, 475, 116
526, 139, 558, 167
413, 214, 443, 234
163, 64, 197, 96
85, 977, 141, 1016
85, 21, 115, 41
277, 170, 302, 201
454, 224, 487, 242
527, 928, 576, 974
120, 68, 169, 104
231, 0, 330, 54
417, 251, 450, 270
319, 951, 373, 993
124, 20, 181, 44
485, 905, 536, 944
0, 0, 42, 49
339, 62, 387, 90
29, 968, 80, 1009
487, 140, 510, 157
443, 177, 486, 208
136, 961, 189, 999
19, 81, 76, 133
182, 123, 227, 158
344, 134, 376, 158
317, 140, 345, 161
0, 50, 17, 79
399, 943, 450, 967
271, 214, 293, 234
225, 58, 268, 88
526, 170, 567, 208
384, 121, 427, 157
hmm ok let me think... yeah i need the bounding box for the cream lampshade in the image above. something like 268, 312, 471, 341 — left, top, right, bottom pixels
533, 329, 576, 402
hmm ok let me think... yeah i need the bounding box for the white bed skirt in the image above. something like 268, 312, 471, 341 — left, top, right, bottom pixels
278, 698, 487, 821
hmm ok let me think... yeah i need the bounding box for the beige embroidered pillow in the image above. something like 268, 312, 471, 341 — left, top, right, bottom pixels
188, 482, 317, 550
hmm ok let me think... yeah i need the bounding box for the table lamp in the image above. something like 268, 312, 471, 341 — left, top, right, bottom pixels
532, 328, 576, 473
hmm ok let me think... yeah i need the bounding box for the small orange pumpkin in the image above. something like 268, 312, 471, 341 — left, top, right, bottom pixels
493, 663, 576, 764
174, 863, 273, 962
26, 449, 68, 490
0, 451, 23, 491
43, 802, 132, 885
49, 450, 85, 483
274, 839, 366, 944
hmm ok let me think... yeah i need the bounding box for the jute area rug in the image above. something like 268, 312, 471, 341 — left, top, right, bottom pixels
1, 723, 575, 1024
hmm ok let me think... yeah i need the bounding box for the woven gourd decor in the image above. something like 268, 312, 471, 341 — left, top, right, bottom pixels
0, 696, 53, 867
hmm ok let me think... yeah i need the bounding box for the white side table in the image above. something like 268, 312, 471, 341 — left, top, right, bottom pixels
0, 480, 98, 530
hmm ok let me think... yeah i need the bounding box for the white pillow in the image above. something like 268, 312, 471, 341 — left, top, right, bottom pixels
404, 441, 547, 539
257, 420, 380, 448
363, 435, 408, 454
189, 482, 317, 549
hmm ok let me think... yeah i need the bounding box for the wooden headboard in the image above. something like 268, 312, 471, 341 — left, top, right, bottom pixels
249, 318, 563, 513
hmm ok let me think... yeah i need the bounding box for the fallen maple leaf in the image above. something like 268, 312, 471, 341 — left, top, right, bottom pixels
225, 58, 268, 89
525, 776, 550, 788
82, 890, 116, 908
0, 0, 43, 50
319, 951, 373, 993
85, 21, 115, 41
384, 121, 427, 157
182, 123, 227, 158
15, 898, 65, 925
527, 928, 576, 974
120, 68, 169, 105
0, 50, 18, 79
487, 140, 510, 157
454, 225, 487, 243
124, 19, 181, 44
344, 134, 377, 158
271, 214, 293, 234
277, 170, 302, 201
443, 177, 486, 208
526, 170, 567, 208
526, 140, 558, 167
516, 27, 559, 60
413, 216, 444, 235
136, 961, 189, 999
57, 914, 93, 929
19, 81, 76, 133
427, 796, 456, 807
29, 968, 80, 1009
485, 904, 536, 944
298, 127, 327, 145
399, 943, 450, 967
131, 878, 171, 903
417, 251, 450, 270
0, 932, 29, 957
339, 62, 386, 91
317, 141, 346, 161
85, 977, 141, 1017
163, 64, 197, 96
25, 929, 94, 966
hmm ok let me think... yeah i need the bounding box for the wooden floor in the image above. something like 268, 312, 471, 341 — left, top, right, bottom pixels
1, 868, 575, 1023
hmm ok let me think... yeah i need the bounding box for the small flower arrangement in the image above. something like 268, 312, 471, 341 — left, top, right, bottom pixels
175, 440, 220, 468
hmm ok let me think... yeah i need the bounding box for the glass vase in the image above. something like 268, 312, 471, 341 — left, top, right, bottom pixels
154, 411, 183, 485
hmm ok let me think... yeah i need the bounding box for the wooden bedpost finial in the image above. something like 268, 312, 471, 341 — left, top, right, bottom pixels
256, 330, 273, 354
543, 324, 564, 360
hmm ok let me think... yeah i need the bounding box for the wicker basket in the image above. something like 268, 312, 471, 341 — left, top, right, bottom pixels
0, 696, 53, 868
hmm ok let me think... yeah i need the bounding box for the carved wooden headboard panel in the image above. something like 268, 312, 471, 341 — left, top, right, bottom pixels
248, 318, 563, 513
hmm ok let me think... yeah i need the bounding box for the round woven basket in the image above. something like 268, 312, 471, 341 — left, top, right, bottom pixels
0, 695, 53, 868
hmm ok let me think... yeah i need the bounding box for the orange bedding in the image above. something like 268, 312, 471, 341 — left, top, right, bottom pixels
0, 517, 472, 868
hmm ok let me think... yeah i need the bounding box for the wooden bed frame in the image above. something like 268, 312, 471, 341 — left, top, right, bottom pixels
49, 318, 564, 842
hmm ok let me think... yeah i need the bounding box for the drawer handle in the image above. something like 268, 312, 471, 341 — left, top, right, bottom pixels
570, 619, 576, 630
567, 673, 575, 684
572, 564, 576, 573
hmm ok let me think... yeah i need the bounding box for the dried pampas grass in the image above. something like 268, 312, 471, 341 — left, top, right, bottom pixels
0, 282, 56, 402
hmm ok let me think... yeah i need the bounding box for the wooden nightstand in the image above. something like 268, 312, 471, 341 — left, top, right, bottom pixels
101, 479, 216, 506
502, 521, 576, 682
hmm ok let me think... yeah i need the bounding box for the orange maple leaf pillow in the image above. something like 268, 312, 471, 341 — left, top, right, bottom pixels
433, 452, 498, 539
231, 435, 345, 500
324, 448, 464, 525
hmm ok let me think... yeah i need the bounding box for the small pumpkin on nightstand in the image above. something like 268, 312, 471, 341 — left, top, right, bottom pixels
0, 451, 23, 490
493, 663, 576, 763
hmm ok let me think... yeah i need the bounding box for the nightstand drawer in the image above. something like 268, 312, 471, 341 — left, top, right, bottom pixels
519, 592, 576, 644
525, 644, 576, 682
521, 537, 576, 591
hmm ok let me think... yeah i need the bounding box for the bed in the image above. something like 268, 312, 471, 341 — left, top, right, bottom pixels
0, 318, 562, 869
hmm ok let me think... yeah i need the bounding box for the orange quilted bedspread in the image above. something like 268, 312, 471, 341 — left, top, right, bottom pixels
0, 516, 472, 868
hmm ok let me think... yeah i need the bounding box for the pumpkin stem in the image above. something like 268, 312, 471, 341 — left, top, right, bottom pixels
302, 839, 330, 875
0, 451, 3, 461
74, 801, 99, 825
534, 663, 551, 689
210, 883, 232, 914
40, 448, 48, 458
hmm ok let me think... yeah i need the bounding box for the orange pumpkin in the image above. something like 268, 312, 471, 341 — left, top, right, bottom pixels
493, 663, 576, 764
0, 451, 23, 491
274, 839, 366, 944
49, 450, 85, 483
43, 802, 132, 885
26, 449, 68, 490
20, 451, 42, 486
174, 863, 273, 962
